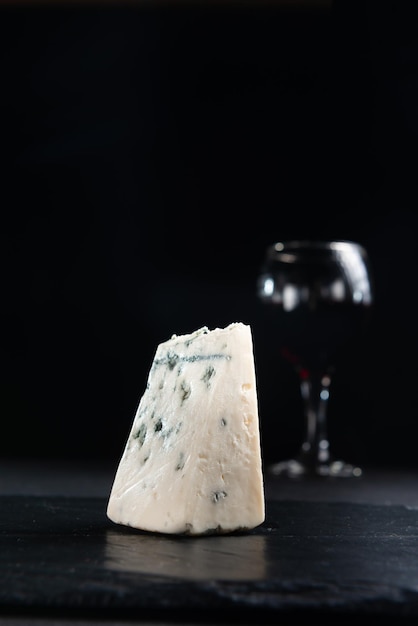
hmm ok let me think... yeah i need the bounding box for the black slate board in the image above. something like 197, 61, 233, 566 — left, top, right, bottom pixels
2, 496, 418, 622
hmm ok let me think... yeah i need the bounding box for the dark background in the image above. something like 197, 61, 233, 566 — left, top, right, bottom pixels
1, 0, 417, 470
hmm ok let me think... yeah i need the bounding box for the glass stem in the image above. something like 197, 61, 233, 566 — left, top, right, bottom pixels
299, 374, 331, 468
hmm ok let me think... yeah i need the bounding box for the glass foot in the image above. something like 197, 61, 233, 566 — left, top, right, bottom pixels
269, 456, 362, 478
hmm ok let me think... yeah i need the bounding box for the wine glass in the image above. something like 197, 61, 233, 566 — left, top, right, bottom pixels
257, 240, 374, 478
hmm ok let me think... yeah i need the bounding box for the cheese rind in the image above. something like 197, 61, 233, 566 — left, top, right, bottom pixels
107, 322, 265, 536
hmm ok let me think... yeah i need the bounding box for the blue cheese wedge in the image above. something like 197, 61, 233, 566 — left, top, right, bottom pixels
107, 322, 265, 536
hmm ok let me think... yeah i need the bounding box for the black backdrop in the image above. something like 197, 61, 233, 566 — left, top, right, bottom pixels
1, 0, 417, 469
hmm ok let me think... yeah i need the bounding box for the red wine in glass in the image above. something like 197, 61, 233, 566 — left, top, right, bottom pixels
257, 240, 374, 477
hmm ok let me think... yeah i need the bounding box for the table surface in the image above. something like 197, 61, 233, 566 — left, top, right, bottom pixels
1, 459, 418, 626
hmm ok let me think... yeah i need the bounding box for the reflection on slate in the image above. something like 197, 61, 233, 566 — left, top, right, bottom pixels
2, 496, 418, 619
105, 530, 267, 581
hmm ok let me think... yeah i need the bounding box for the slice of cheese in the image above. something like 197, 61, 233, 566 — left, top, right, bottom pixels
107, 322, 265, 536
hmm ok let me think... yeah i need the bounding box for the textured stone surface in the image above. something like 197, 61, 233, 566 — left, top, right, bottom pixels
2, 495, 418, 621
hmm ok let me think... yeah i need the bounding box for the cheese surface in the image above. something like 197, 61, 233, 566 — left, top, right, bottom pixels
107, 322, 265, 536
